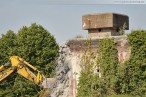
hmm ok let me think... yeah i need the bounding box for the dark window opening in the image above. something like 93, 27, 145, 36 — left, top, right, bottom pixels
98, 29, 101, 32
97, 69, 99, 72
117, 28, 119, 32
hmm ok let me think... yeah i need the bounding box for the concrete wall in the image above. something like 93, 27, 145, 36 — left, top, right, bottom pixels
52, 36, 131, 97
67, 36, 130, 59
66, 36, 131, 97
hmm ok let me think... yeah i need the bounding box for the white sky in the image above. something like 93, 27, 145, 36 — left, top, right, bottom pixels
0, 0, 146, 44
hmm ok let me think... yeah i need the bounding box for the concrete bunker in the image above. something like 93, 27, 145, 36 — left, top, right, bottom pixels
82, 13, 129, 38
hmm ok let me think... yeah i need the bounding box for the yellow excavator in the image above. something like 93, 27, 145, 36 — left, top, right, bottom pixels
0, 56, 54, 97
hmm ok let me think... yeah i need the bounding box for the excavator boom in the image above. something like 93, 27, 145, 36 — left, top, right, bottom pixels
0, 56, 45, 87
0, 56, 53, 96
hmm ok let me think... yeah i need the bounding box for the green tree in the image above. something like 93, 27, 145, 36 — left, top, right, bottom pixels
77, 39, 99, 97
0, 23, 59, 96
77, 38, 119, 97
97, 38, 118, 95
121, 30, 146, 96
16, 23, 59, 77
0, 30, 17, 96
0, 30, 16, 63
78, 30, 146, 97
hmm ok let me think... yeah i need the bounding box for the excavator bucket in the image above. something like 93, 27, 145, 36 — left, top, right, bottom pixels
40, 78, 56, 97
39, 88, 50, 97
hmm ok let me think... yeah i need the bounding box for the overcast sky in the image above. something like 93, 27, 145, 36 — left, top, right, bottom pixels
0, 0, 146, 44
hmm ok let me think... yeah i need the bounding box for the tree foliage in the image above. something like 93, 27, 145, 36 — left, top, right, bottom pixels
16, 23, 59, 77
0, 30, 16, 63
97, 38, 119, 95
0, 30, 17, 96
77, 38, 119, 97
119, 30, 146, 96
0, 23, 59, 96
77, 30, 146, 97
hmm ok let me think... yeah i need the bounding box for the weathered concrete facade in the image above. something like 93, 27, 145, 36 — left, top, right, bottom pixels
66, 36, 131, 97
67, 36, 130, 62
82, 13, 129, 38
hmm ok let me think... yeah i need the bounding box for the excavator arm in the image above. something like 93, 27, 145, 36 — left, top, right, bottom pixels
0, 56, 53, 96
0, 56, 46, 88
9, 56, 44, 85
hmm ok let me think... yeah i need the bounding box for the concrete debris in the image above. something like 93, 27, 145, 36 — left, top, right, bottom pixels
51, 43, 72, 97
